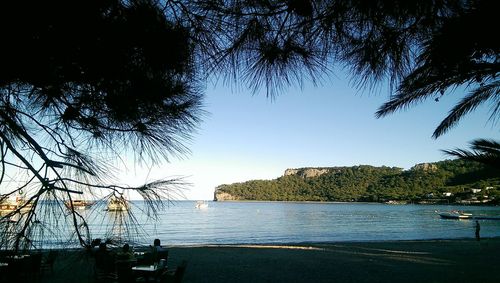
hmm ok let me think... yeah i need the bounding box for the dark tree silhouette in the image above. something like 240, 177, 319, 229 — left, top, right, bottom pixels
186, 0, 497, 137
374, 0, 499, 138
187, 0, 498, 165
0, 1, 202, 250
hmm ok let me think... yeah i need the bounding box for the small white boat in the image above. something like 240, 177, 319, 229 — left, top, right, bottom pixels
107, 197, 129, 211
195, 200, 208, 209
438, 211, 472, 220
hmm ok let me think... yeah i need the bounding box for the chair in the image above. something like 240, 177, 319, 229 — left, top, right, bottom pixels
156, 250, 168, 264
137, 252, 154, 266
0, 263, 8, 283
40, 250, 58, 275
95, 251, 117, 283
6, 255, 33, 283
160, 260, 187, 283
116, 260, 135, 283
28, 253, 43, 279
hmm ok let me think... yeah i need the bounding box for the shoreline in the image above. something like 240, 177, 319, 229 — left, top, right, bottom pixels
23, 234, 500, 251
36, 238, 500, 283
161, 236, 500, 247
211, 199, 500, 206
21, 236, 500, 251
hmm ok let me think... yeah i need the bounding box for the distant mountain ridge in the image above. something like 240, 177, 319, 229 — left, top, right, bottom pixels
214, 160, 500, 204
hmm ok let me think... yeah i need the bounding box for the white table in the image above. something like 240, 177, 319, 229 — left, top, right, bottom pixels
132, 265, 159, 272
132, 264, 167, 282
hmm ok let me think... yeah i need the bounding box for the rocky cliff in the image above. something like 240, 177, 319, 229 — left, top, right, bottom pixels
283, 168, 330, 178
213, 190, 239, 201
411, 163, 438, 172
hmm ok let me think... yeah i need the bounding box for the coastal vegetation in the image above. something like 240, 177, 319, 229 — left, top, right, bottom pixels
214, 159, 500, 204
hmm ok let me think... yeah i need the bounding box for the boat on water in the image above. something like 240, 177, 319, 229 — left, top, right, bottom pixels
438, 210, 473, 220
438, 210, 500, 220
0, 196, 33, 215
195, 200, 208, 209
107, 197, 129, 211
64, 200, 94, 210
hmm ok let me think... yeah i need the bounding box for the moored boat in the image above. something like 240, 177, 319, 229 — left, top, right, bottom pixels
64, 199, 94, 210
438, 211, 472, 220
0, 197, 33, 215
107, 197, 129, 211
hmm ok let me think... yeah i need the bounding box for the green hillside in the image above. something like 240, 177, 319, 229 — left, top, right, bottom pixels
214, 160, 500, 204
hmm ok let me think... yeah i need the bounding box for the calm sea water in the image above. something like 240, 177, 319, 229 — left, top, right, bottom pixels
29, 201, 500, 248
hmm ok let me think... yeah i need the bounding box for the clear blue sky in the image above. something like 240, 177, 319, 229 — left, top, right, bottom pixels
120, 73, 499, 200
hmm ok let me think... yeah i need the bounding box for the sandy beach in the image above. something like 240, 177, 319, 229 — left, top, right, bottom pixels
32, 238, 500, 283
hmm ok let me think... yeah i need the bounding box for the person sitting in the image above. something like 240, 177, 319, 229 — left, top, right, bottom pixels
151, 239, 168, 264
94, 243, 116, 282
91, 238, 102, 248
116, 244, 136, 262
95, 243, 109, 266
115, 244, 136, 283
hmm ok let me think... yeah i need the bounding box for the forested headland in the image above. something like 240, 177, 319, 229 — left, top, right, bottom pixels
214, 160, 500, 204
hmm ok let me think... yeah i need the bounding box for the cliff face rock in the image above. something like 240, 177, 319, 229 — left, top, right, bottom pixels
213, 191, 239, 201
411, 163, 438, 172
284, 169, 300, 176
284, 168, 329, 178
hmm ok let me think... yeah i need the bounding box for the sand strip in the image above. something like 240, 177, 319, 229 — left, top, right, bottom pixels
36, 238, 500, 283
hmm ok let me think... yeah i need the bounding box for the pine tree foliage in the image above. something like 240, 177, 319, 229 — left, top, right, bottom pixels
0, 0, 201, 250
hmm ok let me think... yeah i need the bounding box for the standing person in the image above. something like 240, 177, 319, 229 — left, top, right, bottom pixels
153, 238, 162, 251
475, 220, 481, 241
151, 239, 161, 261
